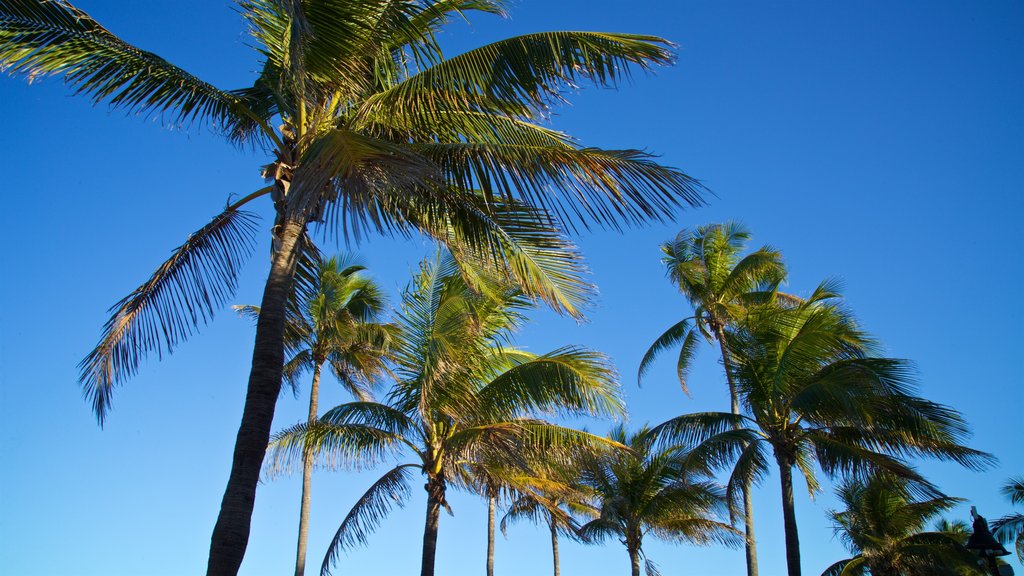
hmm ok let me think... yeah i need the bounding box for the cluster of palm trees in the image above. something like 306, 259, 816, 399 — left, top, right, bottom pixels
247, 222, 996, 576
0, 2, 1013, 576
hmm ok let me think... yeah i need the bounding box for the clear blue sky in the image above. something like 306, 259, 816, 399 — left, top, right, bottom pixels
2, 1, 1022, 575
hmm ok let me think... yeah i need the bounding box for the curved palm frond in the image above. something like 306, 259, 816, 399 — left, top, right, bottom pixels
320, 463, 420, 576
637, 317, 698, 391
416, 143, 705, 231
266, 418, 407, 476
819, 557, 865, 576
78, 207, 259, 424
361, 30, 674, 118
476, 346, 622, 420
0, 0, 254, 130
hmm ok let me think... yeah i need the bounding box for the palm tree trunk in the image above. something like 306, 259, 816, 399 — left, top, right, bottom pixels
486, 494, 496, 576
207, 216, 305, 576
627, 544, 641, 576
548, 517, 560, 576
777, 459, 801, 576
294, 362, 323, 576
715, 325, 759, 576
421, 475, 446, 576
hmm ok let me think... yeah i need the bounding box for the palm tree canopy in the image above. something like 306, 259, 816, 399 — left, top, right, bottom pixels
265, 253, 625, 575
638, 221, 789, 391
820, 474, 983, 576
576, 425, 740, 566
236, 252, 392, 399
1, 0, 707, 422
650, 285, 994, 510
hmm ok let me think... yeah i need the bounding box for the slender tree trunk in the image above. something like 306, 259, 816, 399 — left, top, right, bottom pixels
486, 494, 496, 576
207, 216, 305, 576
422, 476, 446, 576
777, 459, 801, 576
715, 325, 759, 576
627, 544, 641, 576
548, 517, 560, 576
294, 362, 323, 576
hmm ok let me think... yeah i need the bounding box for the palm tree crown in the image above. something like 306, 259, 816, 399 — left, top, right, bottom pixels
821, 474, 982, 576
650, 284, 993, 576
577, 425, 740, 576
266, 253, 625, 576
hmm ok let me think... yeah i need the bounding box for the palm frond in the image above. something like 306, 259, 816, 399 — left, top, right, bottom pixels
320, 463, 419, 576
0, 0, 251, 130
78, 208, 259, 424
266, 418, 406, 476
477, 346, 623, 420
819, 558, 865, 576
366, 31, 675, 118
417, 143, 705, 232
637, 318, 697, 392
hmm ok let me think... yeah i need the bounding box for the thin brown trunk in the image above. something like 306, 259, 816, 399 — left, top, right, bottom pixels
206, 216, 305, 576
715, 324, 759, 576
421, 476, 445, 576
778, 459, 801, 576
548, 517, 560, 576
486, 494, 495, 576
627, 544, 641, 576
294, 362, 323, 576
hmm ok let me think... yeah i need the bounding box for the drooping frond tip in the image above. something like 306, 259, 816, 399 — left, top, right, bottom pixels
78, 208, 260, 425
0, 0, 252, 131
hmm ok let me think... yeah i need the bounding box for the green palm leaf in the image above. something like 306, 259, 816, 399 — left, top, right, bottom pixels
78, 207, 259, 424
0, 0, 251, 129
320, 463, 419, 576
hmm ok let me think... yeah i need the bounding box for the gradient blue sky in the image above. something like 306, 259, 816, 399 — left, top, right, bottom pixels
2, 1, 1022, 575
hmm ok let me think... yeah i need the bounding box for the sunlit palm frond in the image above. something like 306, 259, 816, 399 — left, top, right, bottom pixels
0, 0, 250, 129
477, 346, 622, 420
320, 464, 419, 576
417, 143, 705, 232
78, 208, 259, 424
383, 191, 595, 319
367, 30, 674, 117
267, 418, 406, 475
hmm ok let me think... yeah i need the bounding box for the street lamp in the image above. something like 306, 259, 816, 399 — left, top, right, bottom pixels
967, 506, 1014, 576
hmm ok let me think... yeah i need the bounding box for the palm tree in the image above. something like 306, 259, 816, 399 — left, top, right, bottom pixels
576, 425, 740, 576
638, 221, 789, 576
496, 456, 592, 576
238, 253, 391, 576
266, 254, 625, 576
1, 2, 709, 572
649, 284, 993, 576
500, 488, 582, 576
820, 474, 983, 576
993, 476, 1024, 562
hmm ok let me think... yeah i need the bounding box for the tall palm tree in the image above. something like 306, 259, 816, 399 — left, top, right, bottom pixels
1, 2, 709, 573
638, 221, 788, 576
266, 254, 625, 576
500, 487, 583, 576
238, 253, 391, 576
820, 474, 983, 576
576, 425, 740, 576
993, 476, 1024, 562
649, 284, 993, 576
